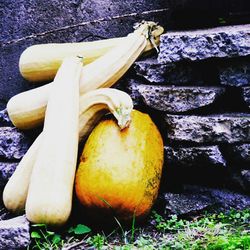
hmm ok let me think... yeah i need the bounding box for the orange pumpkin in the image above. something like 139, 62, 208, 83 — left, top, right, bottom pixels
75, 110, 164, 221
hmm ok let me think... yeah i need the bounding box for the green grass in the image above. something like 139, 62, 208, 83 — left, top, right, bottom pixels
147, 209, 250, 250
28, 209, 250, 250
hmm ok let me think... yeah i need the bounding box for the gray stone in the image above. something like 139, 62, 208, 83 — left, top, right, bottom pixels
134, 58, 168, 83
233, 144, 250, 163
134, 57, 207, 85
158, 24, 250, 63
0, 127, 31, 160
219, 59, 250, 86
0, 215, 30, 249
125, 79, 143, 106
0, 109, 13, 127
163, 191, 215, 216
0, 162, 18, 187
228, 144, 250, 167
164, 145, 226, 167
229, 170, 250, 192
136, 84, 225, 112
209, 186, 250, 210
164, 114, 250, 143
0, 199, 13, 221
243, 87, 250, 108
241, 170, 250, 189
0, 206, 13, 221
1, 0, 168, 43
162, 185, 250, 216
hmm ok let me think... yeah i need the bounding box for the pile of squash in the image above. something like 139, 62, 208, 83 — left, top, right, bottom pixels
3, 21, 164, 226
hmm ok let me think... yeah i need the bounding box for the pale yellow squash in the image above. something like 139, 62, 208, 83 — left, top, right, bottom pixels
7, 22, 164, 129
3, 89, 133, 215
25, 57, 81, 226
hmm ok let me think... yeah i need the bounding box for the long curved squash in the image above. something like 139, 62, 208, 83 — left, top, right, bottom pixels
19, 32, 161, 83
3, 88, 133, 215
24, 56, 81, 225
19, 37, 124, 82
7, 22, 164, 129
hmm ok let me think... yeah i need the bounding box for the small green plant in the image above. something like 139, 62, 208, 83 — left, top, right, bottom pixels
87, 233, 106, 250
135, 235, 156, 249
150, 209, 250, 250
29, 223, 92, 250
68, 224, 91, 235
151, 210, 186, 231
217, 209, 250, 226
29, 224, 63, 250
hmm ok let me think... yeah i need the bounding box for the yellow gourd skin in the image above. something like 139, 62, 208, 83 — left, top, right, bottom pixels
75, 110, 164, 221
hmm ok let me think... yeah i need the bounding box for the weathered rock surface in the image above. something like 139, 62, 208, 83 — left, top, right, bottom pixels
243, 87, 250, 108
0, 127, 31, 160
219, 59, 250, 86
227, 144, 250, 167
134, 58, 169, 83
125, 79, 143, 106
1, 0, 168, 43
0, 215, 30, 249
229, 169, 250, 192
0, 206, 13, 221
0, 109, 13, 127
134, 57, 213, 85
163, 190, 215, 216
135, 84, 225, 112
162, 185, 250, 216
241, 170, 250, 190
158, 24, 250, 63
164, 114, 250, 143
164, 145, 226, 167
0, 162, 18, 187
0, 199, 13, 221
233, 144, 250, 163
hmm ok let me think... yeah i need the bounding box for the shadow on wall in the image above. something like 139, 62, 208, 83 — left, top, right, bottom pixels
169, 0, 250, 29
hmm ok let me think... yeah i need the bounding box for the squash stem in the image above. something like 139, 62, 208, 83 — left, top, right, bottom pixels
114, 107, 132, 130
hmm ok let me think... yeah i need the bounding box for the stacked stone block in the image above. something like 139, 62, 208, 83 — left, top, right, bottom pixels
125, 24, 250, 191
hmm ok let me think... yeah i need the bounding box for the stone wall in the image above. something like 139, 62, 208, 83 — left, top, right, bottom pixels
121, 24, 250, 193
